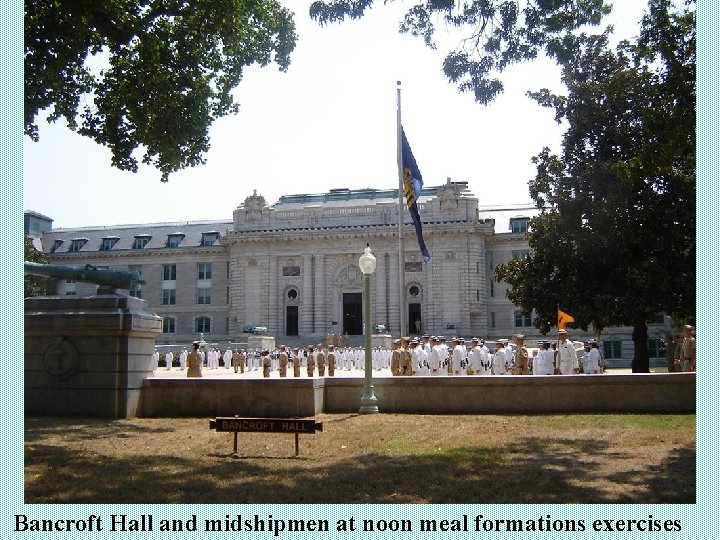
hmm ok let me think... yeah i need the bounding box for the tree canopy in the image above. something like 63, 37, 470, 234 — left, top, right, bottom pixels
24, 236, 50, 297
309, 0, 611, 104
25, 0, 297, 181
495, 0, 695, 372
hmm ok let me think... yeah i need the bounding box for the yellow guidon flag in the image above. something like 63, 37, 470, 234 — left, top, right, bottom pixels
557, 308, 575, 330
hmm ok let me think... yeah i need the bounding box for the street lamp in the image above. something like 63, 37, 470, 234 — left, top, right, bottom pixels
199, 332, 209, 370
359, 243, 379, 414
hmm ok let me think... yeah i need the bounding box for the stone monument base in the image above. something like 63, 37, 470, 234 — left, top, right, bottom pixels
247, 335, 276, 351
371, 333, 393, 349
25, 295, 162, 418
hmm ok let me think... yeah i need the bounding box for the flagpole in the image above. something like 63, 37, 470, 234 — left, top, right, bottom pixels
556, 303, 560, 374
397, 80, 406, 337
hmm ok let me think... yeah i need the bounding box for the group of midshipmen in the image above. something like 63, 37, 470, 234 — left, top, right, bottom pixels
385, 329, 598, 376
156, 327, 608, 378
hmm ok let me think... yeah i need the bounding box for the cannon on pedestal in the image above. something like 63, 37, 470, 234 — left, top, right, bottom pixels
24, 261, 146, 294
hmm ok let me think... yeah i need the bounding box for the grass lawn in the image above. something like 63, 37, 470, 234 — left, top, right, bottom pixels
24, 413, 695, 504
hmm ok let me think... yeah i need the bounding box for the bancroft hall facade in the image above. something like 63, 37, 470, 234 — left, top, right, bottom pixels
25, 181, 674, 367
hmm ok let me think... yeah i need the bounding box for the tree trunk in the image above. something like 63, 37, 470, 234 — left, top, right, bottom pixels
631, 319, 650, 373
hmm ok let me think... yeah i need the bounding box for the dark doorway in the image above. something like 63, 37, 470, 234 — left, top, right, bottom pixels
409, 303, 422, 335
286, 306, 298, 336
343, 293, 363, 335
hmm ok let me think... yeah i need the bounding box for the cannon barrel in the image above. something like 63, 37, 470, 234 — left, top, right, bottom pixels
24, 261, 145, 292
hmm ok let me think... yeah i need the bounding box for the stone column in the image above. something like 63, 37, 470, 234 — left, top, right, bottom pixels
269, 255, 278, 335
425, 253, 436, 336
300, 254, 313, 335
375, 251, 387, 328
387, 252, 400, 336
315, 254, 326, 335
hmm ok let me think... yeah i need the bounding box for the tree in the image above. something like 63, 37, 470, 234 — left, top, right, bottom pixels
25, 0, 297, 182
495, 0, 695, 372
309, 0, 611, 104
24, 236, 50, 297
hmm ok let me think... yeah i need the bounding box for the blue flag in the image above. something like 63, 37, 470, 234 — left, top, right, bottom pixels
401, 128, 431, 262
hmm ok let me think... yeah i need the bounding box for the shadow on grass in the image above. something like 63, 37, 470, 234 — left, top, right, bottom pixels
24, 417, 176, 442
25, 431, 695, 504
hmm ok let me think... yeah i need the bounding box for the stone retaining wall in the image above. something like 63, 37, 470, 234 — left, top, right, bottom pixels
138, 372, 694, 417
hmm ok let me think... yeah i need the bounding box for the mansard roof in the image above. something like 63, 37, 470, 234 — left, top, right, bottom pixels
40, 219, 232, 254
35, 185, 541, 253
477, 204, 538, 233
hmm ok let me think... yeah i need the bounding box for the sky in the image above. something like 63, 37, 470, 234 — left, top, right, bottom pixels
23, 0, 652, 229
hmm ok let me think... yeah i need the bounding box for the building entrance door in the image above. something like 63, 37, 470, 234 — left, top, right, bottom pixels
286, 305, 298, 336
343, 293, 363, 335
409, 303, 422, 335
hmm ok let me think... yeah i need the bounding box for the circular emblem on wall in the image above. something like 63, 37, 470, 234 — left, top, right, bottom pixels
42, 337, 79, 380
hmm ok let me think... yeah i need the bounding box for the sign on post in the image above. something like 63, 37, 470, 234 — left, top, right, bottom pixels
209, 417, 323, 457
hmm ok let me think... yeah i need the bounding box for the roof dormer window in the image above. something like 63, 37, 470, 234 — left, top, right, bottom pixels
68, 238, 88, 252
99, 236, 119, 251
509, 217, 530, 234
201, 232, 219, 246
132, 234, 151, 249
166, 233, 185, 248
50, 239, 64, 253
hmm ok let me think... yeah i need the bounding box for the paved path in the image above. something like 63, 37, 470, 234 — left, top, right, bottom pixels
150, 366, 660, 379
151, 366, 394, 379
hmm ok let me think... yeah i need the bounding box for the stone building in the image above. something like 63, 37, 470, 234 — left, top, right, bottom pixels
26, 181, 672, 366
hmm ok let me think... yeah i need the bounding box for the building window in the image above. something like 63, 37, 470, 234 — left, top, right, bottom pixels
490, 312, 496, 328
510, 217, 530, 234
166, 234, 185, 248
132, 235, 151, 249
162, 317, 176, 334
68, 238, 87, 252
405, 262, 423, 272
163, 264, 177, 281
287, 288, 298, 300
512, 249, 530, 260
99, 237, 119, 251
162, 288, 176, 305
603, 340, 623, 359
196, 316, 211, 333
282, 265, 300, 276
648, 338, 663, 358
197, 262, 212, 280
201, 232, 219, 246
489, 279, 495, 298
50, 239, 64, 253
197, 287, 211, 304
514, 310, 532, 327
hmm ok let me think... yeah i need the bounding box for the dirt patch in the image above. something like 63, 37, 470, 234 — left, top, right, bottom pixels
24, 413, 695, 503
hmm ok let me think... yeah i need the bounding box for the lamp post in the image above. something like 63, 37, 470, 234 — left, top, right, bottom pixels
199, 332, 208, 370
359, 244, 379, 414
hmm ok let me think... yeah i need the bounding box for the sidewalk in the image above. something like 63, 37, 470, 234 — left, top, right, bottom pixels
150, 366, 670, 379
